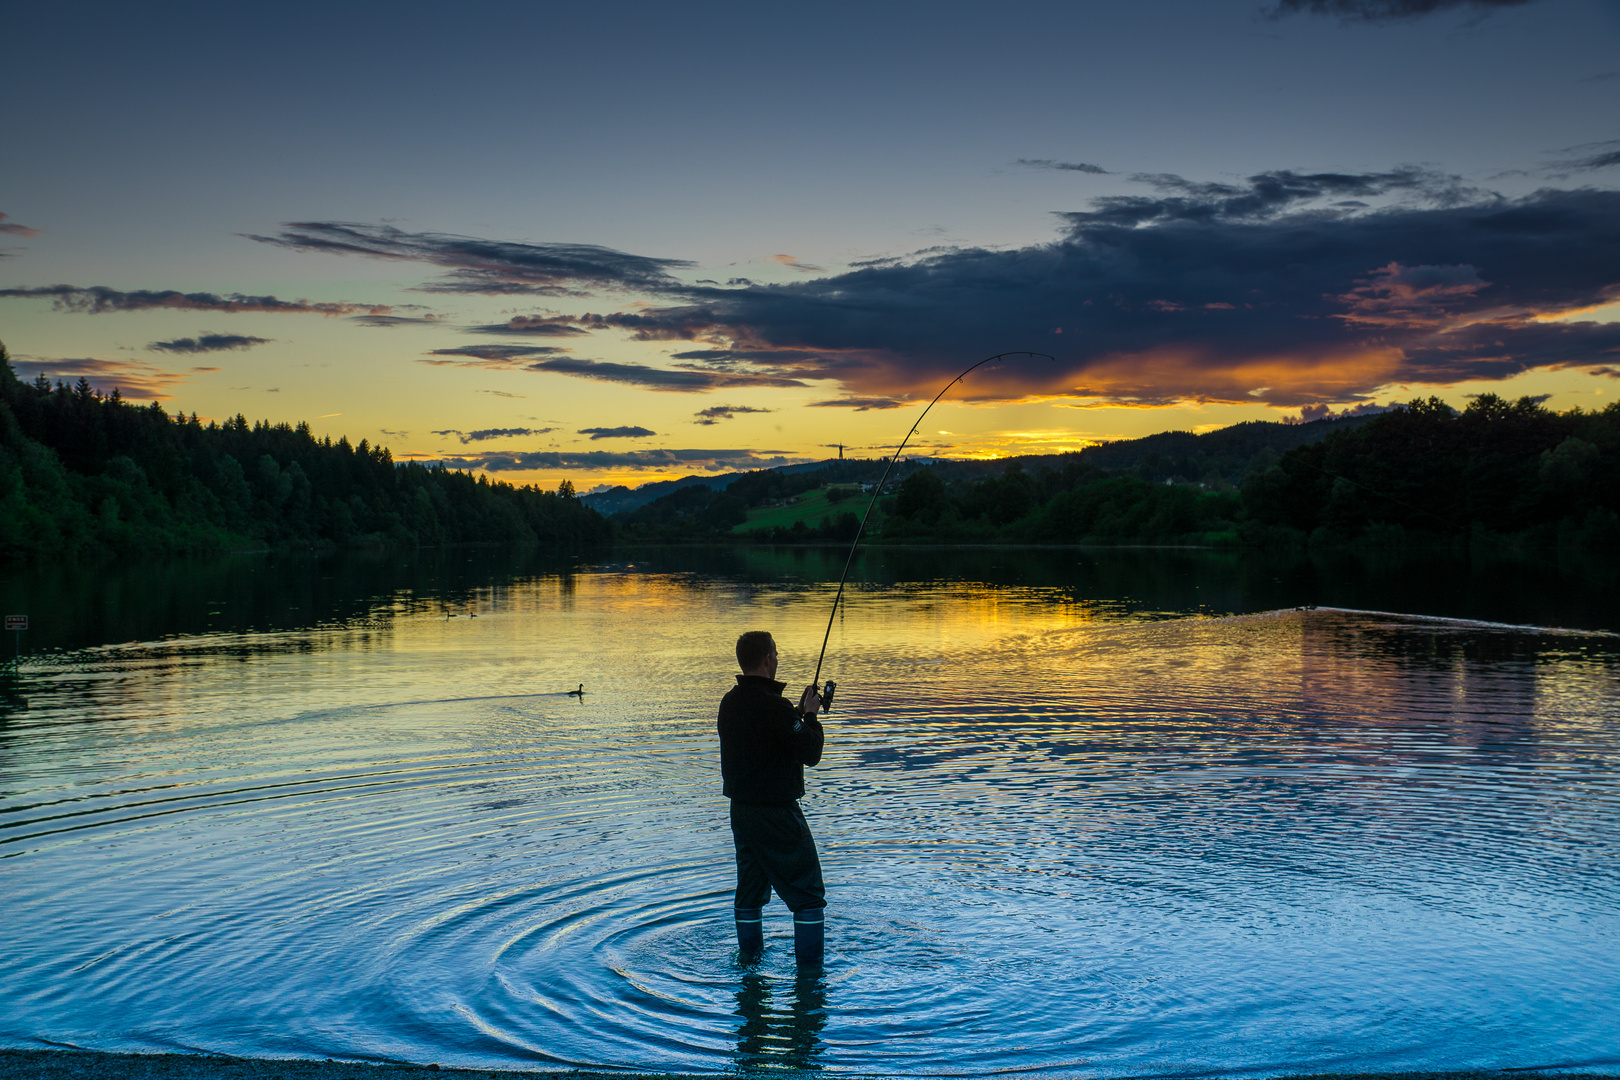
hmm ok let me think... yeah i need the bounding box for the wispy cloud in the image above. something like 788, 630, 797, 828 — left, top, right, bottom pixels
1265, 0, 1542, 20
0, 213, 42, 238
9, 356, 216, 400
421, 345, 570, 368
578, 426, 656, 439
530, 357, 809, 393
349, 314, 445, 328
1016, 159, 1109, 174
767, 254, 824, 273
467, 315, 591, 337
431, 426, 556, 444
148, 333, 271, 354
694, 404, 773, 425
808, 397, 908, 411
0, 285, 389, 316
246, 221, 693, 296
1547, 139, 1620, 174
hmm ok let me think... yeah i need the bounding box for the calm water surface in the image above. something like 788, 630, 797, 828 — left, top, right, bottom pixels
1, 548, 1617, 1075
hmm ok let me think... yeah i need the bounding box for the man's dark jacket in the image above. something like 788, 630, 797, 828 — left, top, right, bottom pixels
718, 675, 824, 805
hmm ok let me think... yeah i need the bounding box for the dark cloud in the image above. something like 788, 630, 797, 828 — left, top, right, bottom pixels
432, 427, 555, 444
1017, 159, 1109, 174
527, 357, 808, 393
421, 343, 807, 391
578, 426, 656, 439
467, 315, 591, 337
1064, 167, 1471, 228
1549, 140, 1620, 173
0, 285, 389, 316
1266, 0, 1542, 19
584, 171, 1620, 408
0, 213, 41, 238
350, 314, 445, 328
667, 347, 827, 368
422, 345, 570, 367
694, 404, 773, 425
807, 397, 908, 411
8, 356, 216, 400
148, 333, 271, 354
431, 448, 805, 473
246, 221, 693, 296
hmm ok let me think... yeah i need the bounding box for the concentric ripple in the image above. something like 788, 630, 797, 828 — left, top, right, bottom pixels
2, 572, 1619, 1076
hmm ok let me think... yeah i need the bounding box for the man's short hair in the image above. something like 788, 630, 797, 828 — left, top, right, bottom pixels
736, 631, 776, 672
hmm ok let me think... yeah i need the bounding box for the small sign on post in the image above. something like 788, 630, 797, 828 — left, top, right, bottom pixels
6, 615, 24, 670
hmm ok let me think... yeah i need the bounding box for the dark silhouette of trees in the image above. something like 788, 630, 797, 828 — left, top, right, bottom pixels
1242, 395, 1620, 549
610, 397, 1617, 551
0, 342, 610, 561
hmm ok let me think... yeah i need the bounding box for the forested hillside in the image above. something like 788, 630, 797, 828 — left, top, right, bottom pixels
616, 415, 1364, 544
0, 344, 610, 561
613, 396, 1620, 550
1242, 395, 1620, 549
7, 325, 1614, 562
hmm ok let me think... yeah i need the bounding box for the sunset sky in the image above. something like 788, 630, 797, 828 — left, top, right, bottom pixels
4, 0, 1619, 491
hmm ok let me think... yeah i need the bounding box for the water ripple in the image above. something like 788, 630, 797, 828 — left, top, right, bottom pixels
2, 594, 1618, 1076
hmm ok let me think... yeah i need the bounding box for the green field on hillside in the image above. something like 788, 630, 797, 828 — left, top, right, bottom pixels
733, 485, 881, 534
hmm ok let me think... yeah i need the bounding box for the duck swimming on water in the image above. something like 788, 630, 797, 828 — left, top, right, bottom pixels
567, 684, 586, 697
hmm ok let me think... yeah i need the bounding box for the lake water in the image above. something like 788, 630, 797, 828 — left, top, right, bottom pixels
2, 546, 1618, 1076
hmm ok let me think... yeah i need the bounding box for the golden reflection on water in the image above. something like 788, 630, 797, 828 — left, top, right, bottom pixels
3, 568, 1618, 1076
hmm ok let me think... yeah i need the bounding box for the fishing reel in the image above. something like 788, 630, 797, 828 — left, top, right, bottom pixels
800, 680, 836, 716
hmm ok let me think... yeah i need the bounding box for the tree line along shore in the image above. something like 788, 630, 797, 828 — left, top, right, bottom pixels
3, 343, 1617, 563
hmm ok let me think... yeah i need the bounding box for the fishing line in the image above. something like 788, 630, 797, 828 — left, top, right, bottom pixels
810, 352, 1055, 694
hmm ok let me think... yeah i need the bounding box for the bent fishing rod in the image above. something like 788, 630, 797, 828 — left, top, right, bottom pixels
809, 351, 1055, 702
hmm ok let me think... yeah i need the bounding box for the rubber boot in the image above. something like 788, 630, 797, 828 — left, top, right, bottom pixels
793, 907, 824, 966
735, 906, 764, 959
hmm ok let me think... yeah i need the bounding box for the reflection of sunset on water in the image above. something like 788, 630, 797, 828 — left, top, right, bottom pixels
3, 558, 1616, 1075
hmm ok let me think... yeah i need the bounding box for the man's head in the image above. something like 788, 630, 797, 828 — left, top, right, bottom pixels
736, 631, 777, 677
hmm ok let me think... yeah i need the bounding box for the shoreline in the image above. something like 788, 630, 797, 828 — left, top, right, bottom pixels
4, 1051, 1618, 1080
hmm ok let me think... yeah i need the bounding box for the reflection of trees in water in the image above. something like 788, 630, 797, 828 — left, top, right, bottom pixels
1298, 611, 1620, 748
733, 970, 827, 1072
0, 546, 591, 652
9, 544, 1614, 660
611, 543, 1620, 631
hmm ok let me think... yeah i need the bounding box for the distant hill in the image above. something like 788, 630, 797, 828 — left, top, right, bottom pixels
589, 414, 1371, 520
1069, 415, 1375, 482
582, 458, 837, 516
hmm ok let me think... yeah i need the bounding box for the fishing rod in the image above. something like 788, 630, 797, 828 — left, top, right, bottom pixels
809, 351, 1056, 702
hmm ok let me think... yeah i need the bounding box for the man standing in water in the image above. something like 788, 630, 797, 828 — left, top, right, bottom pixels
719, 631, 826, 964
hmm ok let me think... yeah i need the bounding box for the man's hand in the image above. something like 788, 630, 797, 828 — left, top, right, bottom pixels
798, 684, 822, 716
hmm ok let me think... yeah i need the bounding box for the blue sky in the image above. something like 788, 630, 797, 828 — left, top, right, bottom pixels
4, 0, 1618, 488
